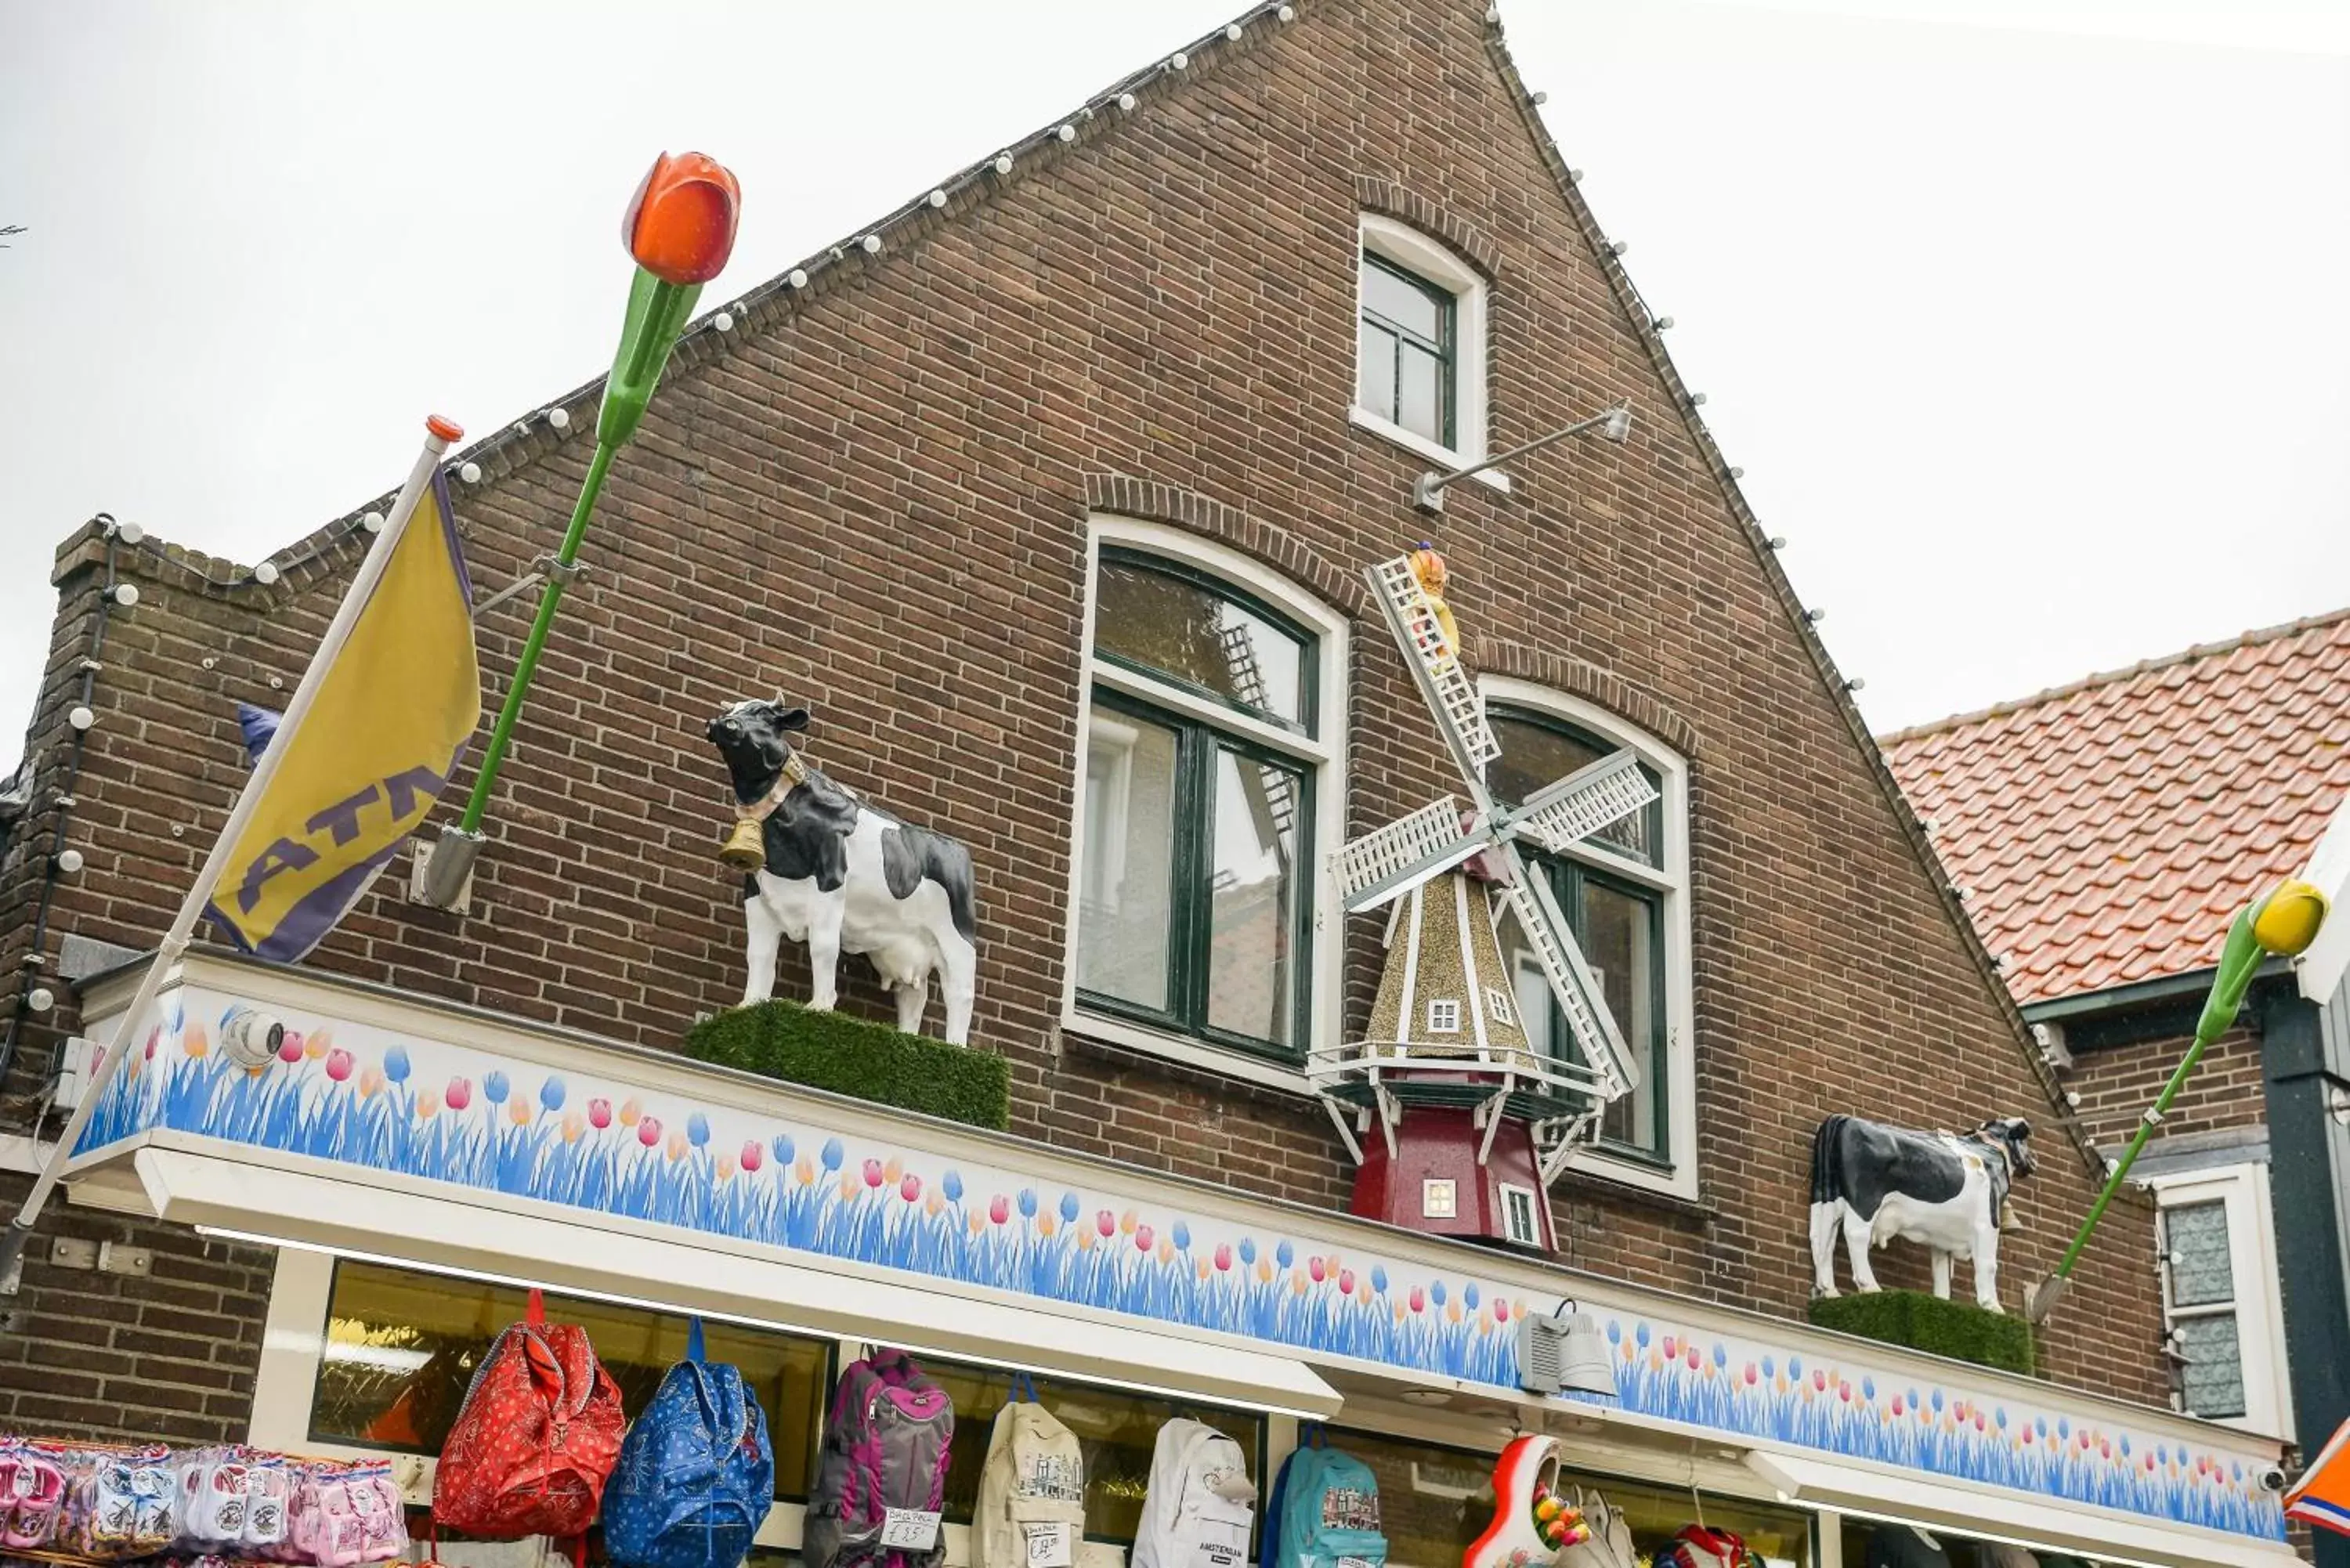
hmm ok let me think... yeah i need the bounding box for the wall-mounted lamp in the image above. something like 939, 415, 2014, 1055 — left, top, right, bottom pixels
1412, 404, 1630, 513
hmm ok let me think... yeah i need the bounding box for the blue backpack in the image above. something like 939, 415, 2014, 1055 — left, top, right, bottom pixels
605, 1321, 775, 1568
1271, 1443, 1385, 1568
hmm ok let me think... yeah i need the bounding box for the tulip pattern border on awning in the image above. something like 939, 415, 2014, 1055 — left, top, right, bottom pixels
70, 967, 2286, 1545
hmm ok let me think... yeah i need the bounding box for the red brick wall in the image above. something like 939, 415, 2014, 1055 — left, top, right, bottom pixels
2065, 1024, 2270, 1151
0, 1172, 275, 1445
0, 0, 2164, 1416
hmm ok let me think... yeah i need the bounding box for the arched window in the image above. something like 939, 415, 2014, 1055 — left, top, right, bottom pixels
1483, 685, 1694, 1194
1066, 522, 1347, 1074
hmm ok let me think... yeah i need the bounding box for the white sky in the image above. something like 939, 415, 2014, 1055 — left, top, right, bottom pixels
2, 1, 2344, 774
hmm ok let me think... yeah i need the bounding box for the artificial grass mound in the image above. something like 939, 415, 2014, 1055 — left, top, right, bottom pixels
684, 999, 1010, 1133
1807, 1288, 2037, 1378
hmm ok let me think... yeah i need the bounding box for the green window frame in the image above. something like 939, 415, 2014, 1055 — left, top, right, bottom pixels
1488, 707, 1675, 1165
1358, 250, 1458, 448
1076, 551, 1321, 1062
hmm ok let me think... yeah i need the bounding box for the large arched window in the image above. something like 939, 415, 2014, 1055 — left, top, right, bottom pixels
1065, 521, 1347, 1075
1483, 684, 1695, 1196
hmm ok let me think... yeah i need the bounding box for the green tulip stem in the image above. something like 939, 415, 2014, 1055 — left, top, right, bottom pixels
457, 267, 702, 836
2049, 901, 2270, 1286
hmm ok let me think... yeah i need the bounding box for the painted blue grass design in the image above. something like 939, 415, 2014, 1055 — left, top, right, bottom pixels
1604, 1324, 2283, 1540
82, 1004, 2284, 1544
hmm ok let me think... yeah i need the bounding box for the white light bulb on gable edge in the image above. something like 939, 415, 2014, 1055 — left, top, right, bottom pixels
252, 559, 280, 586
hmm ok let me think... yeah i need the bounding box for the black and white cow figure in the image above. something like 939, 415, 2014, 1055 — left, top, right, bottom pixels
1809, 1113, 2036, 1313
706, 699, 979, 1044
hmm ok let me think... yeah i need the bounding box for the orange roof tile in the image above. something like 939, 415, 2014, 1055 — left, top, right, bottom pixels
1882, 610, 2350, 1006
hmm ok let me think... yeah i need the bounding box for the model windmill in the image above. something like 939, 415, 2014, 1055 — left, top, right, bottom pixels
1311, 547, 1655, 1252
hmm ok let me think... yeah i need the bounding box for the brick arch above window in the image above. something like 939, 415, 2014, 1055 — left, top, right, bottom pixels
1079, 473, 1356, 609
1468, 635, 1702, 759
1354, 175, 1502, 281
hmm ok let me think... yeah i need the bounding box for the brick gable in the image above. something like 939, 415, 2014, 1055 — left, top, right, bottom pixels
4, 0, 2162, 1409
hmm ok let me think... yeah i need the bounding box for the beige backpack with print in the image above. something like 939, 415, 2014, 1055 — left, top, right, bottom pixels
974, 1393, 1087, 1568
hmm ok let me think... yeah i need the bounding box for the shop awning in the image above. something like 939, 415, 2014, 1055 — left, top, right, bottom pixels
1746, 1449, 2300, 1568
130, 1141, 1342, 1418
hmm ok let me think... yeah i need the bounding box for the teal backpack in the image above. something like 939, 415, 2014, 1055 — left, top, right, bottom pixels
1271, 1440, 1386, 1568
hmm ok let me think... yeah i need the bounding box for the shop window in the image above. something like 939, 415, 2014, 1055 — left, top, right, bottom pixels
1324, 1428, 1813, 1567
306, 1259, 830, 1501
2150, 1162, 2291, 1436
1069, 525, 1347, 1077
920, 1360, 1263, 1546
1354, 215, 1491, 477
1483, 688, 1694, 1199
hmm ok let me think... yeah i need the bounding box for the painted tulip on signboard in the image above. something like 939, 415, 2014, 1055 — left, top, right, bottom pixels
623, 152, 741, 285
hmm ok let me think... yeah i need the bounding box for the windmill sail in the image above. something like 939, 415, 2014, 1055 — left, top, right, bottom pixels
1508, 750, 1658, 855
1336, 797, 1485, 912
1499, 860, 1638, 1095
1366, 557, 1499, 798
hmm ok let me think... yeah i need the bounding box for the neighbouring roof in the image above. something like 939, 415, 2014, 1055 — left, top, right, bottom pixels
1882, 609, 2350, 1006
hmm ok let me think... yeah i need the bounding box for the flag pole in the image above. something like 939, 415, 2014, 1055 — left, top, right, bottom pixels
0, 416, 463, 1292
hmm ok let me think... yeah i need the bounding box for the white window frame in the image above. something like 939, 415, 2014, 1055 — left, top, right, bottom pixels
2146, 1162, 2294, 1440
1352, 213, 1505, 493
1426, 997, 1462, 1035
1060, 516, 1349, 1097
1480, 677, 1698, 1202
1498, 1182, 1542, 1247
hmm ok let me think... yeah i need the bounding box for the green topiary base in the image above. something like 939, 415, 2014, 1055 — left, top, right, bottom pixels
683, 999, 1010, 1133
1807, 1288, 2037, 1377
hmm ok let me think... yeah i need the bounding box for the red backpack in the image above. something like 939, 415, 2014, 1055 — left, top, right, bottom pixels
432, 1290, 625, 1541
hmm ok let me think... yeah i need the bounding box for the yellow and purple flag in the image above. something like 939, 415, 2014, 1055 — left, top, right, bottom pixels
2288, 1414, 2350, 1536
205, 468, 479, 959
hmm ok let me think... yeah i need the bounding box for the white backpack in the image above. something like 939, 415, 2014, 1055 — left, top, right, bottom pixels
1132, 1420, 1255, 1568
974, 1396, 1086, 1568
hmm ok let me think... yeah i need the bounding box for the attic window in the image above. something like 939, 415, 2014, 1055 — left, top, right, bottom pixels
1354, 215, 1495, 485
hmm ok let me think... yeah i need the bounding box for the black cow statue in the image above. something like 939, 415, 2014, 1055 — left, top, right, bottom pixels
1809, 1113, 2036, 1313
706, 699, 979, 1044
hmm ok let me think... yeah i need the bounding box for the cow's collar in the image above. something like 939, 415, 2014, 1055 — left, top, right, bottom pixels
735, 752, 813, 826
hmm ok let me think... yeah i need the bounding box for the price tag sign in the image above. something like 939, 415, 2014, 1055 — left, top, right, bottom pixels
882, 1509, 943, 1552
1024, 1522, 1074, 1568
1337, 1558, 1375, 1568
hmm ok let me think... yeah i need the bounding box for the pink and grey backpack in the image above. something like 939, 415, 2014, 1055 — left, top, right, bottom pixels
802, 1349, 954, 1568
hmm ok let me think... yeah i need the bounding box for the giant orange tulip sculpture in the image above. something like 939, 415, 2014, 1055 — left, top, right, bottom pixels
436, 154, 740, 884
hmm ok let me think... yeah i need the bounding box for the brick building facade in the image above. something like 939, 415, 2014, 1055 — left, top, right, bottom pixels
0, 2, 2250, 1559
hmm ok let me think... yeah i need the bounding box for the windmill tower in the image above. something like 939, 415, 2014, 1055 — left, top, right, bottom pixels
1311, 549, 1655, 1252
